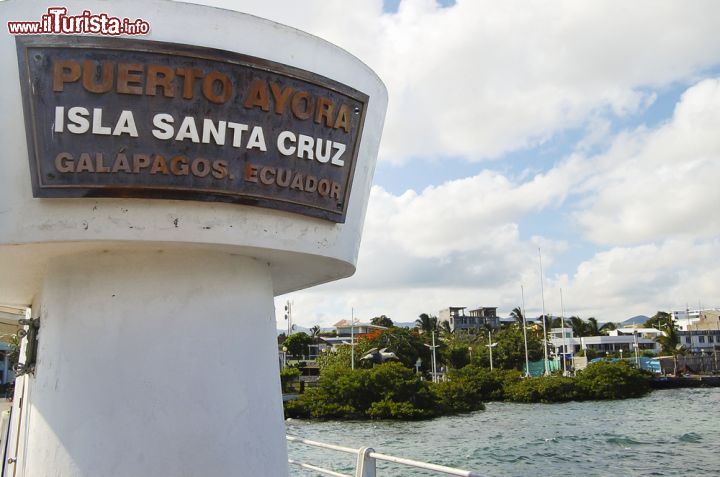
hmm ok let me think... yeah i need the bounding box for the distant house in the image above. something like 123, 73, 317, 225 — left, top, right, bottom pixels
607, 328, 664, 340
677, 311, 720, 353
333, 320, 386, 337
439, 306, 499, 334
672, 308, 720, 331
313, 320, 388, 351
549, 327, 661, 356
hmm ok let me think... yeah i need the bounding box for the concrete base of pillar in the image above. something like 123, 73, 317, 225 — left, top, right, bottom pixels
17, 250, 287, 476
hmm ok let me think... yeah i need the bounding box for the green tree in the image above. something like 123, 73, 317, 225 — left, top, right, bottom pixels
315, 345, 354, 370
285, 362, 437, 420
431, 366, 490, 413
435, 365, 519, 406
510, 307, 525, 325
575, 361, 651, 399
370, 315, 394, 327
505, 376, 581, 403
586, 317, 600, 336
644, 311, 673, 330
599, 322, 618, 335
538, 314, 553, 333
442, 343, 471, 369
655, 317, 683, 375
282, 332, 313, 359
365, 327, 432, 370
569, 316, 587, 337
493, 325, 543, 370
655, 319, 681, 354
438, 320, 453, 340
279, 367, 301, 393
415, 313, 438, 333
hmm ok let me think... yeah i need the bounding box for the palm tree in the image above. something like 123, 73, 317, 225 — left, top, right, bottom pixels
510, 307, 524, 325
655, 320, 682, 375
586, 317, 600, 336
569, 316, 586, 337
539, 314, 553, 333
415, 313, 437, 334
599, 322, 618, 335
370, 315, 394, 328
439, 320, 453, 339
309, 325, 321, 338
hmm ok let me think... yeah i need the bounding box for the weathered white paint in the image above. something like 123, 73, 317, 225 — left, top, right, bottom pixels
20, 251, 286, 476
0, 0, 388, 305
0, 0, 386, 475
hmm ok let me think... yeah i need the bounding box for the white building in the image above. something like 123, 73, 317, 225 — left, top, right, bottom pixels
549, 327, 662, 356
678, 330, 720, 353
333, 320, 386, 337
672, 308, 720, 331
677, 311, 720, 353
607, 328, 664, 339
439, 306, 499, 334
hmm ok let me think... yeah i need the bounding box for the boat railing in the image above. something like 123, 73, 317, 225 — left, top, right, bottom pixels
286, 435, 485, 477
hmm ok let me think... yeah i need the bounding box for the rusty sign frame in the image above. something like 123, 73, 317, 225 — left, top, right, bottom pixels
16, 35, 369, 223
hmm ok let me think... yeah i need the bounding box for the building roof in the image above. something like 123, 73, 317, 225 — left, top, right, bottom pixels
581, 335, 656, 344
332, 320, 386, 329
611, 327, 663, 335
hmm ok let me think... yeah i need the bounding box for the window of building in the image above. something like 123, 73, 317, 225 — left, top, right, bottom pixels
709, 335, 715, 343
685, 336, 691, 344
699, 336, 705, 343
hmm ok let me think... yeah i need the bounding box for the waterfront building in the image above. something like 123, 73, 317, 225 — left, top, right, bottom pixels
549, 328, 662, 355
606, 328, 664, 340
439, 306, 500, 334
677, 312, 720, 353
672, 308, 720, 331
333, 319, 387, 337
314, 320, 388, 351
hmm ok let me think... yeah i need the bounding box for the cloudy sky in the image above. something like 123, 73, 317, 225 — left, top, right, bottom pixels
190, 0, 720, 327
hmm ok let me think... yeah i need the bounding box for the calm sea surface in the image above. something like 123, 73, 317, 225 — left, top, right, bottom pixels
286, 388, 720, 476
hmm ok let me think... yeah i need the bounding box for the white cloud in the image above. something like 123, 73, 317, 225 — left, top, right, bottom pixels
175, 0, 720, 327
576, 78, 720, 245
185, 0, 720, 164
275, 170, 573, 327
552, 238, 720, 323
279, 78, 720, 328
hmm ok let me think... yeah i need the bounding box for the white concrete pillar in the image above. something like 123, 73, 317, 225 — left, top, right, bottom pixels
23, 250, 287, 476
0, 2, 386, 475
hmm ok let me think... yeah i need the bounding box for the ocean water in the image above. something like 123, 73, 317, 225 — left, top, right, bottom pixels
285, 388, 720, 476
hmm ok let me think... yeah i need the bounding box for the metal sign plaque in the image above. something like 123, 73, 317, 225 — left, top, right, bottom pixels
16, 36, 369, 223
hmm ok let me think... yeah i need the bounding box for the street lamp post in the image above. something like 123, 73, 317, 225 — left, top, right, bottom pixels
560, 288, 568, 375
486, 330, 498, 371
282, 346, 287, 368
468, 346, 473, 363
424, 331, 439, 383
521, 285, 530, 377
431, 331, 438, 382
538, 248, 549, 376
633, 331, 640, 367
350, 308, 356, 370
